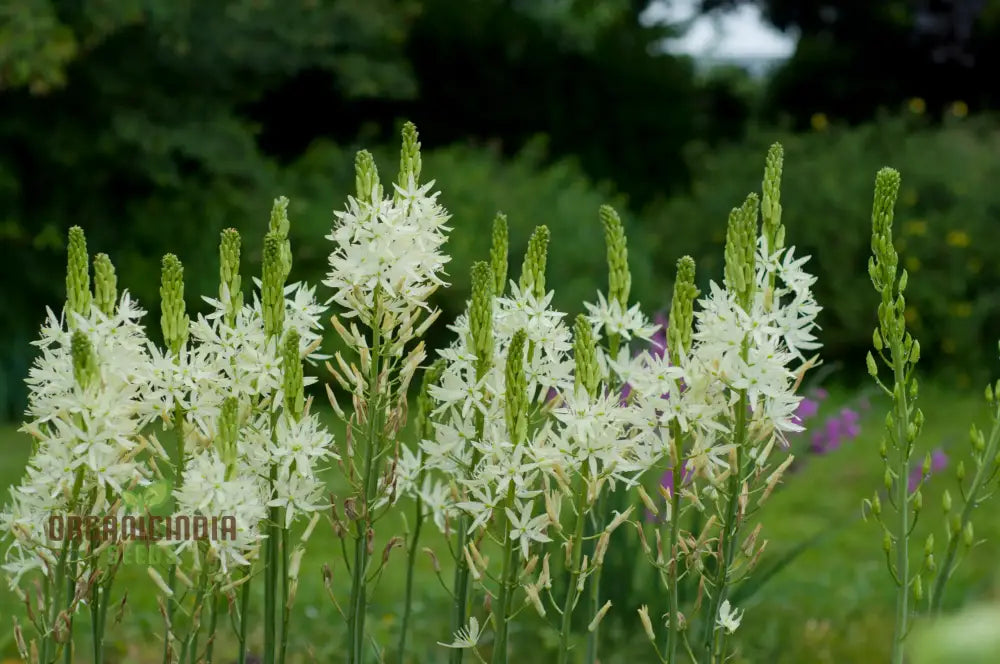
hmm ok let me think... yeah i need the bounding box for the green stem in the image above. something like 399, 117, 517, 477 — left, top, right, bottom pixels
279, 527, 290, 664
890, 353, 911, 664
265, 470, 280, 664
237, 569, 252, 664
164, 404, 186, 664
398, 493, 425, 663
450, 408, 488, 664
930, 411, 1000, 612
557, 475, 589, 664
583, 559, 602, 664
206, 588, 222, 664
703, 390, 747, 664
491, 484, 518, 664
665, 421, 684, 664
348, 307, 384, 664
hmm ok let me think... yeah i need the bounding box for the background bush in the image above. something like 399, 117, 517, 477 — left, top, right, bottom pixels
640, 112, 1000, 380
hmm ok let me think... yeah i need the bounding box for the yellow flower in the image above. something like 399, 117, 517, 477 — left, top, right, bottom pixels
951, 100, 969, 118
810, 113, 829, 131
949, 302, 973, 318
905, 256, 921, 272
903, 220, 927, 236
946, 230, 970, 248
908, 97, 926, 114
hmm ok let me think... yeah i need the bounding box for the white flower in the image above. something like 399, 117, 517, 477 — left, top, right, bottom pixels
584, 291, 658, 342
325, 175, 451, 323
717, 600, 743, 634
506, 501, 552, 559
438, 616, 483, 649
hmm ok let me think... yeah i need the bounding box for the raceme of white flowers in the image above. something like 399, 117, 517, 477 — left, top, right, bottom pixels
1, 129, 844, 664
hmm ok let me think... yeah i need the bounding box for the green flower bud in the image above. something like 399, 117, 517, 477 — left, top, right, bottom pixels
869, 168, 902, 295
922, 453, 932, 476
873, 329, 883, 352
66, 226, 92, 321
956, 460, 966, 482
925, 553, 936, 573
93, 253, 117, 317
910, 338, 920, 364
160, 254, 189, 356
668, 256, 698, 357
925, 533, 935, 555
761, 142, 784, 255
573, 315, 600, 398
416, 359, 447, 440
949, 513, 961, 537
262, 232, 286, 339
872, 492, 882, 517
883, 531, 892, 554
600, 205, 631, 309
963, 521, 974, 547
505, 330, 529, 446
469, 262, 495, 380
398, 121, 422, 188
490, 213, 509, 296
71, 330, 98, 390
218, 397, 239, 479
724, 193, 759, 310
942, 489, 952, 512
219, 228, 243, 327
355, 150, 382, 202
913, 490, 922, 512
519, 226, 550, 300
912, 574, 923, 602
971, 424, 986, 453
282, 328, 304, 421
866, 352, 878, 378
884, 467, 894, 490
269, 196, 293, 282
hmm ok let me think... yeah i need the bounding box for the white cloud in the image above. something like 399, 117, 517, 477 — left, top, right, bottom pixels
643, 0, 797, 59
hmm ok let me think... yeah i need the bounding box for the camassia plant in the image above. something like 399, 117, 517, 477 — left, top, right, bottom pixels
6, 124, 983, 664
864, 167, 1000, 664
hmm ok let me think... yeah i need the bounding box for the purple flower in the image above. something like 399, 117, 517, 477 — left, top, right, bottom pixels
810, 408, 861, 454
908, 448, 949, 491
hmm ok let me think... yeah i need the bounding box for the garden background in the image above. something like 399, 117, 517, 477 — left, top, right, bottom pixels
2, 1, 1000, 661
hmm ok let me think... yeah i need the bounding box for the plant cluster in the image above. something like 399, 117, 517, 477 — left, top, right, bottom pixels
2, 122, 999, 664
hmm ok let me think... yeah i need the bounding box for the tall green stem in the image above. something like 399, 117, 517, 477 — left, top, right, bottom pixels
890, 353, 911, 664
557, 474, 589, 664
449, 407, 487, 664
279, 527, 290, 664
164, 404, 186, 664
703, 390, 747, 663
491, 485, 517, 664
665, 421, 684, 663
265, 467, 280, 664
931, 413, 1000, 611
348, 307, 384, 664
398, 493, 424, 662
237, 569, 252, 664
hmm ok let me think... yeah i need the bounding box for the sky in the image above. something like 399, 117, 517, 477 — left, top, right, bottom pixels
642, 0, 798, 59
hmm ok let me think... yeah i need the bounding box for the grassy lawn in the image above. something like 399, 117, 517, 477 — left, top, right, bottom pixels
0, 380, 997, 662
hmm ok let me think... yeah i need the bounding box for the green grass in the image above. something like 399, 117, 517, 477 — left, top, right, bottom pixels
1, 381, 998, 663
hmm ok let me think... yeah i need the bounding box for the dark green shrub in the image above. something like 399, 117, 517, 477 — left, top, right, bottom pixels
641, 114, 1000, 379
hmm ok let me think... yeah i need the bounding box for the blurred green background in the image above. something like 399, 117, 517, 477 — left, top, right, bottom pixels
3, 0, 1000, 661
